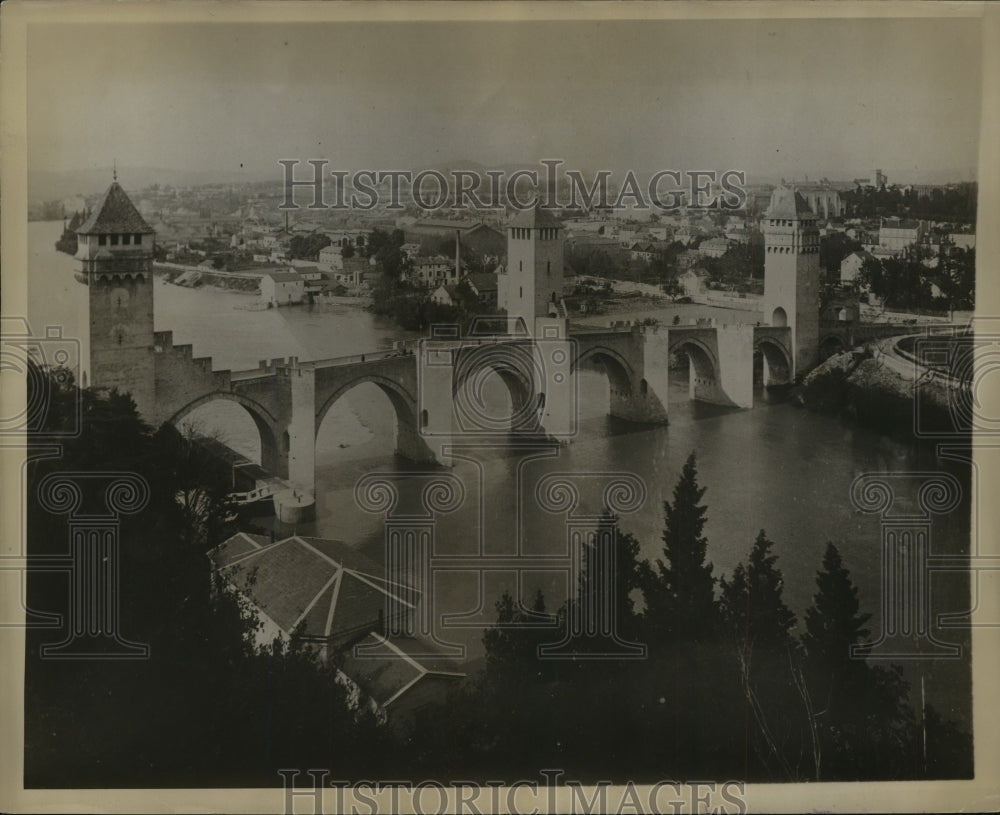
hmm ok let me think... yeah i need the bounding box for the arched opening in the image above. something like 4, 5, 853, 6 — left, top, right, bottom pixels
754, 339, 793, 389
668, 340, 720, 414
772, 306, 788, 327
837, 307, 848, 322
819, 335, 847, 360
451, 344, 542, 435
315, 378, 422, 488
170, 394, 281, 486
572, 347, 634, 431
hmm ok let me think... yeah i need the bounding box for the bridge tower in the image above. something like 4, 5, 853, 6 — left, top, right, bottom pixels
762, 185, 820, 375
75, 179, 157, 417
499, 203, 566, 337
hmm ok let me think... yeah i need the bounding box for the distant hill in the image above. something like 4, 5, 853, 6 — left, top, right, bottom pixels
28, 166, 267, 204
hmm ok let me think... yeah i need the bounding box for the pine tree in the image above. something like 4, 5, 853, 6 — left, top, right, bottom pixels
575, 508, 645, 646
800, 542, 919, 779
720, 530, 797, 654
801, 542, 871, 681
719, 530, 803, 780
644, 452, 718, 643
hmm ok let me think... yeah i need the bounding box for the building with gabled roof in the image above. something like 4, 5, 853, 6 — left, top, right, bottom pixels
209, 533, 417, 653
340, 632, 466, 724
209, 532, 465, 725
261, 270, 304, 305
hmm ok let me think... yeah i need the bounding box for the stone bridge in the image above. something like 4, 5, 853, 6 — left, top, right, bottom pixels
150, 317, 936, 515
148, 321, 799, 509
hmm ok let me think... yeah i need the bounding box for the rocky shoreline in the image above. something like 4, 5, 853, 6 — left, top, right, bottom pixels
793, 345, 957, 438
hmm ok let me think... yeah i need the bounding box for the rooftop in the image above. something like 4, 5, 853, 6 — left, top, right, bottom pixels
266, 271, 303, 283
77, 181, 155, 236
209, 533, 417, 641
507, 204, 563, 231
341, 632, 465, 708
764, 186, 815, 220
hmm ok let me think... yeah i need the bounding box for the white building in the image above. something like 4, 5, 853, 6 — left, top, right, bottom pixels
260, 270, 304, 305
840, 250, 875, 285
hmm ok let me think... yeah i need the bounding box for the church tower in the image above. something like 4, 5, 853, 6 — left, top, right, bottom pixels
762, 185, 820, 375
499, 204, 566, 336
75, 180, 156, 417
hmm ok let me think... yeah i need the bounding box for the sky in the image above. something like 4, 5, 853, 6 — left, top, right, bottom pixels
27, 17, 983, 187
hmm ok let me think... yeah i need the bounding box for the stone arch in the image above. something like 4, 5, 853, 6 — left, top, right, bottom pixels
819, 334, 847, 360
451, 344, 541, 433
315, 373, 420, 446
755, 338, 792, 386
669, 337, 718, 391
168, 391, 281, 475
771, 306, 788, 327
572, 345, 635, 397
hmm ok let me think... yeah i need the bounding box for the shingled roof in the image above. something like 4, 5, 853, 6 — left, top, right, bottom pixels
77, 182, 154, 236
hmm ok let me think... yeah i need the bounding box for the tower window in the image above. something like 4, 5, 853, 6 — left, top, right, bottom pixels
99, 235, 107, 246
519, 286, 523, 298
116, 333, 123, 346
519, 260, 523, 271
547, 260, 551, 275
110, 235, 119, 246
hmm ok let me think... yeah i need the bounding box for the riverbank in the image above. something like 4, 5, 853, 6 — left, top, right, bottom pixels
794, 344, 957, 437
156, 266, 260, 293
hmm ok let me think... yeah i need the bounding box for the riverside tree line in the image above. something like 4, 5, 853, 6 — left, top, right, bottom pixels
24, 369, 971, 787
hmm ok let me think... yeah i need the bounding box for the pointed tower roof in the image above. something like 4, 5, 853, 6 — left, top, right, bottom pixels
77, 181, 154, 235
764, 185, 815, 220
508, 203, 563, 230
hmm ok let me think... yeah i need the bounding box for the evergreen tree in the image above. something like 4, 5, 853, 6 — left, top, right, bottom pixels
799, 542, 919, 780
719, 530, 805, 780
573, 508, 645, 648
720, 530, 797, 654
643, 452, 717, 643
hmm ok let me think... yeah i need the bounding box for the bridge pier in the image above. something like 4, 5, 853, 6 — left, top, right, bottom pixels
714, 324, 755, 408
609, 331, 670, 424
287, 364, 317, 510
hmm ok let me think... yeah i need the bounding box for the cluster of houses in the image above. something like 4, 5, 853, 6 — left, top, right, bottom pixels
839, 216, 976, 302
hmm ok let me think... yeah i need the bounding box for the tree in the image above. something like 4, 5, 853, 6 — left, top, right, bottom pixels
643, 452, 717, 644
24, 369, 389, 786
661, 276, 683, 301
799, 543, 919, 779
720, 530, 796, 654
569, 509, 646, 648
718, 531, 805, 780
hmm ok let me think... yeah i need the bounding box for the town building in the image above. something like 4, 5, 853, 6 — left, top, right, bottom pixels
317, 244, 344, 272
948, 233, 976, 251
409, 255, 456, 287
208, 533, 464, 726
878, 217, 925, 255
840, 249, 875, 285
463, 272, 499, 308
698, 237, 731, 258
430, 284, 461, 307
261, 270, 305, 306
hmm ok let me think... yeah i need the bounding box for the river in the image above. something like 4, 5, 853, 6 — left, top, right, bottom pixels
27, 220, 972, 729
